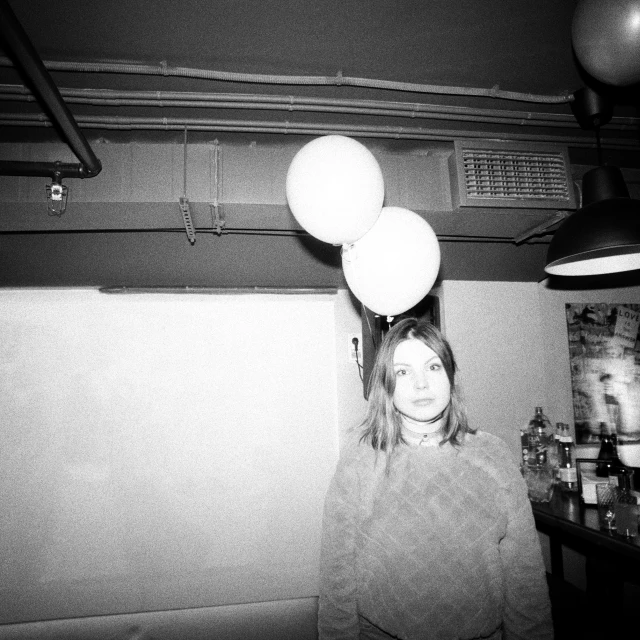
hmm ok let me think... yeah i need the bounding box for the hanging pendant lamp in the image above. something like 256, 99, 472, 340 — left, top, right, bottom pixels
545, 166, 640, 276
544, 88, 640, 277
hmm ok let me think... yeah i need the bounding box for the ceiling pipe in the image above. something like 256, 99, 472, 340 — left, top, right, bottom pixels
6, 83, 635, 130
0, 160, 87, 179
0, 0, 101, 180
2, 111, 639, 150
0, 55, 573, 105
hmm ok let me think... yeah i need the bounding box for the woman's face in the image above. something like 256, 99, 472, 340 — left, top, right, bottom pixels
392, 338, 451, 430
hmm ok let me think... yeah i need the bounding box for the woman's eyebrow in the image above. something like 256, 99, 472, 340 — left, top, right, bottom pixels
393, 355, 440, 366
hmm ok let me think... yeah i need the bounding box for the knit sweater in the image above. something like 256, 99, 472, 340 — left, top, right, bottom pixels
318, 430, 553, 640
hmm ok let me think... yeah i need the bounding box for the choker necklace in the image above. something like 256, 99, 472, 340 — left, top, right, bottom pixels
402, 427, 441, 447
402, 405, 448, 433
423, 407, 447, 424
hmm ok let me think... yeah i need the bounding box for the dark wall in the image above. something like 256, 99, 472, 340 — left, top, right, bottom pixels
0, 231, 549, 288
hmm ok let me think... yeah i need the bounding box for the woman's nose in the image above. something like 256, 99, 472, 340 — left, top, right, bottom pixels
414, 372, 429, 389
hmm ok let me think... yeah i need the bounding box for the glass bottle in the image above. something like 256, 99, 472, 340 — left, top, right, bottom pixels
558, 429, 579, 493
614, 469, 638, 538
595, 422, 623, 478
549, 422, 564, 480
557, 423, 569, 468
608, 432, 625, 478
520, 423, 530, 467
553, 422, 563, 460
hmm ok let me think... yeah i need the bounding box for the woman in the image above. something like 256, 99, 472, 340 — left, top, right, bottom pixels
318, 318, 553, 640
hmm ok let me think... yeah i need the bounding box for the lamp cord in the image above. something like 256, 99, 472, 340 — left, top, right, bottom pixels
595, 125, 603, 167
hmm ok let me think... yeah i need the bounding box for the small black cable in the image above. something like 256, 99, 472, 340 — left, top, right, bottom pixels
352, 336, 363, 381
595, 125, 603, 166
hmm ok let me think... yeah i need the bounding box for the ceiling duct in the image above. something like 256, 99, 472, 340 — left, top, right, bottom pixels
449, 140, 575, 210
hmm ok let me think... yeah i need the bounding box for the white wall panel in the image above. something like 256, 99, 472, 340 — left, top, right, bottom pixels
441, 280, 546, 458
0, 289, 339, 624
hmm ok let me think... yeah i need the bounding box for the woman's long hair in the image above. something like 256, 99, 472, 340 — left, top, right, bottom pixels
359, 317, 473, 460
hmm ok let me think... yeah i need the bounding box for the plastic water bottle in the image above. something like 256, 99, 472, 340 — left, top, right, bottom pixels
528, 407, 552, 467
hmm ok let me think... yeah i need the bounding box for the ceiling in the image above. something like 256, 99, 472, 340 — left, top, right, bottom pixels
0, 0, 639, 287
0, 0, 638, 149
9, 0, 584, 94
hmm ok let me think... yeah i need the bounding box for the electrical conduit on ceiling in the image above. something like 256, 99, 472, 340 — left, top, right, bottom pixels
2, 111, 638, 149
2, 57, 639, 148
0, 83, 622, 128
0, 56, 573, 104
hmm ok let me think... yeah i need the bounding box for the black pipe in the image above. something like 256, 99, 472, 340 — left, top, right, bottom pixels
0, 160, 86, 179
0, 0, 101, 179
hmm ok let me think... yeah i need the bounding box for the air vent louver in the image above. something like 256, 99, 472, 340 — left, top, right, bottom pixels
451, 140, 575, 209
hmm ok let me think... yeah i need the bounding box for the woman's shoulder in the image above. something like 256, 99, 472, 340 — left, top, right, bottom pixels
462, 430, 520, 473
336, 428, 379, 467
465, 429, 513, 453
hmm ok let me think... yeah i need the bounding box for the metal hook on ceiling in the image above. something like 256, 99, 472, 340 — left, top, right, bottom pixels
179, 127, 196, 245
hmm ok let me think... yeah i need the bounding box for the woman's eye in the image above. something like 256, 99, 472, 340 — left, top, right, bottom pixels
395, 368, 407, 376
429, 362, 442, 371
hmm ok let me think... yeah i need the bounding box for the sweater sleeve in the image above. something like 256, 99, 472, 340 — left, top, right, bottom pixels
499, 466, 554, 640
317, 448, 361, 640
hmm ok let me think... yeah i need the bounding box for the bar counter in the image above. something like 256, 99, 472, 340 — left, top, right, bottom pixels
532, 489, 640, 559
531, 490, 640, 637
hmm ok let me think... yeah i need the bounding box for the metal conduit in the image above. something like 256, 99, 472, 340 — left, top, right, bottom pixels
0, 55, 573, 105
0, 84, 605, 129
1, 92, 632, 131
2, 85, 637, 137
1, 112, 636, 150
0, 0, 101, 180
0, 84, 580, 122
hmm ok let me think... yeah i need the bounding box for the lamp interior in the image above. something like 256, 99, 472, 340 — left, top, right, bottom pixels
545, 244, 640, 276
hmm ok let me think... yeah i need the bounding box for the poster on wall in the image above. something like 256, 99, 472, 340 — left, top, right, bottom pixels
566, 303, 640, 445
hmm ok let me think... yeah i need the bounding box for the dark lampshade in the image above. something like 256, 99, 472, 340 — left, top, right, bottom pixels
545, 166, 640, 276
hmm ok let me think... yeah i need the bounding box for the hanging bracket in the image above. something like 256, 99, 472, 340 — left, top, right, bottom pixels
209, 203, 225, 236
179, 127, 196, 245
46, 167, 68, 216
513, 210, 570, 244
179, 196, 196, 245
209, 140, 225, 236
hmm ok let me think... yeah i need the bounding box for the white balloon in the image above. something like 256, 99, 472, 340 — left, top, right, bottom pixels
286, 135, 384, 244
342, 206, 440, 316
618, 441, 640, 468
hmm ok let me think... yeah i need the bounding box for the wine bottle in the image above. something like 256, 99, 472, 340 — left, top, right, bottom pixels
558, 430, 579, 493
595, 422, 623, 478
614, 468, 638, 538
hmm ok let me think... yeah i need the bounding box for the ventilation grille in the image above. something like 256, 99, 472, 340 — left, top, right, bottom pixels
452, 140, 575, 209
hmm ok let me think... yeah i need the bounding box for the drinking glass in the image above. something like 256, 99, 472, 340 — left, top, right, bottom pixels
523, 464, 555, 503
595, 483, 617, 531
